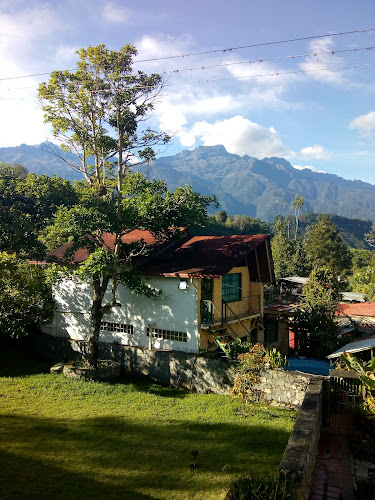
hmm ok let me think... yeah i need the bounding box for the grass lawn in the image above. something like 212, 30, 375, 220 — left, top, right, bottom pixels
0, 346, 297, 499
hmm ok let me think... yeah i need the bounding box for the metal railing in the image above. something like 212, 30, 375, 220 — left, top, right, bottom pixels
200, 295, 261, 327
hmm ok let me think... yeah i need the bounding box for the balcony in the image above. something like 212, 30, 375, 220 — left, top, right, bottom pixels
200, 295, 261, 328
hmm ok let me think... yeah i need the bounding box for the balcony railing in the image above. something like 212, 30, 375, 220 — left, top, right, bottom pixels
200, 295, 261, 327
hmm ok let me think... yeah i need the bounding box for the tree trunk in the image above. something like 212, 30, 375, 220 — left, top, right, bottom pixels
87, 280, 105, 368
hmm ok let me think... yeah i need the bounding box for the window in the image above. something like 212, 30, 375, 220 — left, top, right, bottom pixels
263, 318, 278, 345
101, 322, 133, 334
222, 273, 242, 302
147, 327, 187, 342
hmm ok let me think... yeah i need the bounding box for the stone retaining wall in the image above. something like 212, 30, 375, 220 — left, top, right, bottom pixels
28, 333, 311, 405
279, 376, 324, 500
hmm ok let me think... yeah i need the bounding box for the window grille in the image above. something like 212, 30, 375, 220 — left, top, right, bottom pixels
147, 327, 187, 342
264, 319, 278, 345
101, 322, 134, 334
222, 273, 242, 302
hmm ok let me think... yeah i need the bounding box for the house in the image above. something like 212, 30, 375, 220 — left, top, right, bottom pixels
42, 231, 276, 354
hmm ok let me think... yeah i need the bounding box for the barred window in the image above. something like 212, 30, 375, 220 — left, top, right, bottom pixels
222, 273, 242, 302
147, 327, 187, 342
263, 318, 278, 345
101, 322, 134, 334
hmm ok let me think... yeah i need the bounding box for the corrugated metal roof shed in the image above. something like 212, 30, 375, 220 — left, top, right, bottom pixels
327, 335, 375, 359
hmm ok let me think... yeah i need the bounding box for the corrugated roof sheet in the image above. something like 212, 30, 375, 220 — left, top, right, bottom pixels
327, 335, 375, 358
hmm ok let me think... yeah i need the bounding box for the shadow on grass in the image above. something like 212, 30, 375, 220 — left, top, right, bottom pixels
0, 339, 189, 399
0, 412, 292, 499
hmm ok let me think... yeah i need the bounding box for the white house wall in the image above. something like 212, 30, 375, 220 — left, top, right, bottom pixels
43, 276, 199, 353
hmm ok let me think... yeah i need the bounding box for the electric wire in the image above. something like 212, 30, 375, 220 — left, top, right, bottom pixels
1, 45, 375, 96
0, 26, 374, 82
1, 60, 375, 101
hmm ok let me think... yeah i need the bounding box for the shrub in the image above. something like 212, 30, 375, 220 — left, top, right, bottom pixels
225, 473, 296, 500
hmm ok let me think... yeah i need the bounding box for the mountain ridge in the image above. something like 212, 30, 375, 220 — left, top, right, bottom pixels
1, 142, 374, 221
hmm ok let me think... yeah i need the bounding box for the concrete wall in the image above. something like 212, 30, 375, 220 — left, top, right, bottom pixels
43, 275, 200, 353
279, 377, 324, 500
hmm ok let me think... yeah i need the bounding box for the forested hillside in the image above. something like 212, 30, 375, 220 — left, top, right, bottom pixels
2, 143, 375, 222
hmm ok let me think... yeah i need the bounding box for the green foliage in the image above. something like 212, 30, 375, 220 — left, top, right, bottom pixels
215, 210, 227, 224
303, 214, 352, 274
348, 265, 375, 300
291, 267, 340, 357
291, 193, 304, 240
0, 163, 78, 258
225, 338, 255, 359
231, 344, 288, 412
232, 344, 268, 411
271, 222, 307, 279
267, 348, 289, 369
0, 252, 55, 337
225, 473, 296, 500
340, 352, 375, 416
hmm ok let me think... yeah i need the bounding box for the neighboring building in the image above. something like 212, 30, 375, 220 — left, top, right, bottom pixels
278, 276, 365, 303
327, 335, 375, 363
43, 231, 275, 354
336, 302, 375, 332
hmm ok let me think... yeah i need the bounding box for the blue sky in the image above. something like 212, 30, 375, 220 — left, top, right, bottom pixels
2, 0, 375, 183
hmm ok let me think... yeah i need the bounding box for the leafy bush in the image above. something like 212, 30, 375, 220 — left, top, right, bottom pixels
225, 473, 295, 500
231, 344, 289, 412
0, 252, 55, 337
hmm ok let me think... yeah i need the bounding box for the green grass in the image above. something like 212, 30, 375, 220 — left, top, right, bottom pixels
0, 346, 296, 499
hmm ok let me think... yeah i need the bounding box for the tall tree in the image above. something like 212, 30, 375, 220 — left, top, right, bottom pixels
271, 221, 296, 279
291, 194, 304, 240
39, 45, 216, 367
291, 267, 340, 357
303, 214, 352, 275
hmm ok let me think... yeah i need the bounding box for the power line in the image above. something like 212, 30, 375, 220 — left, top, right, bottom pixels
169, 45, 375, 74
163, 62, 375, 87
0, 27, 374, 83
2, 45, 375, 94
1, 61, 375, 101
134, 27, 375, 63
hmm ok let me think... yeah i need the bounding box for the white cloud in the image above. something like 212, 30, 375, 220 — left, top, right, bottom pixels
101, 2, 132, 24
178, 116, 291, 158
135, 34, 194, 72
349, 111, 375, 136
299, 38, 345, 85
298, 145, 332, 160
293, 164, 326, 174
0, 96, 48, 146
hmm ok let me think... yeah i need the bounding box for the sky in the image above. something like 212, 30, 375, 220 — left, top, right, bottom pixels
2, 0, 375, 183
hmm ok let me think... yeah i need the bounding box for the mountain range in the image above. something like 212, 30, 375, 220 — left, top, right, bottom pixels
1, 142, 375, 222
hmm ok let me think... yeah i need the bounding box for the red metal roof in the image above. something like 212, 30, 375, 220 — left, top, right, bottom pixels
338, 302, 375, 317
48, 231, 273, 281
48, 230, 179, 263
138, 234, 273, 279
